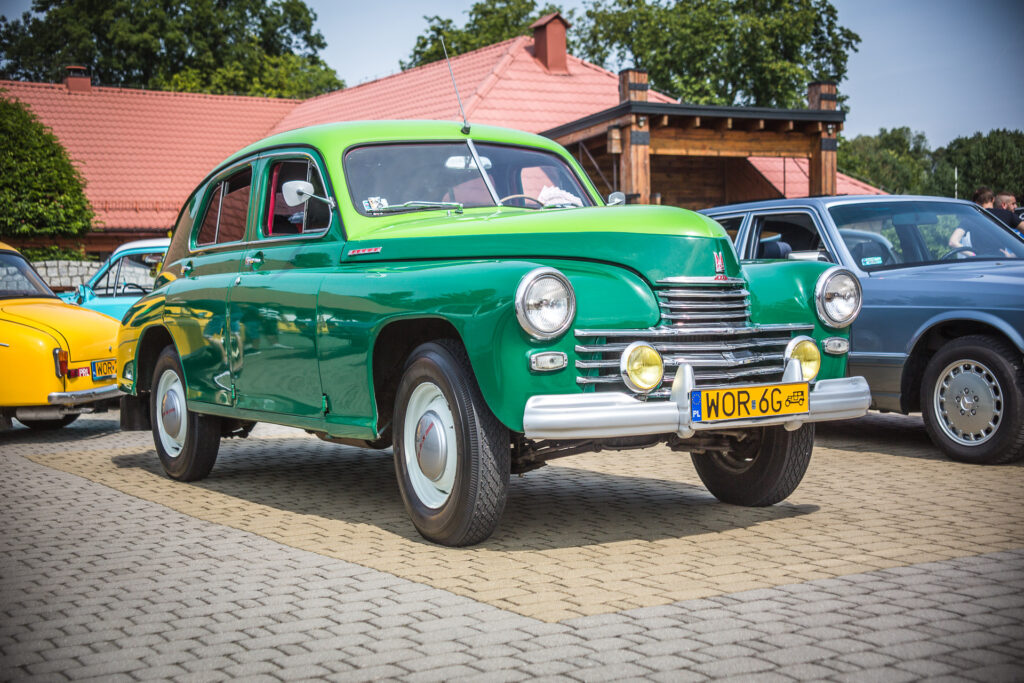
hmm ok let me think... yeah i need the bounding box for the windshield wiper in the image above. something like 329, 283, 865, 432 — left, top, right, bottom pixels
373, 201, 464, 214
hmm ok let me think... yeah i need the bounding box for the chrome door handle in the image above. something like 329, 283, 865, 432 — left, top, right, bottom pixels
244, 252, 264, 267
182, 260, 194, 276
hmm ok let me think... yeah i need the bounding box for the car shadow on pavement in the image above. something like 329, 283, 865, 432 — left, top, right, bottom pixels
110, 438, 818, 550
816, 412, 946, 461
1, 415, 122, 444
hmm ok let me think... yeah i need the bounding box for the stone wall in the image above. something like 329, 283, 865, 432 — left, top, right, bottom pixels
31, 260, 101, 291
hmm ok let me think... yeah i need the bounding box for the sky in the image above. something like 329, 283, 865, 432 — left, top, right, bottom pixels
2, 0, 1022, 148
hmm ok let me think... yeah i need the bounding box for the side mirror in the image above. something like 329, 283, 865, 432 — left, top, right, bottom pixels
76, 284, 94, 304
282, 180, 315, 207
607, 191, 626, 206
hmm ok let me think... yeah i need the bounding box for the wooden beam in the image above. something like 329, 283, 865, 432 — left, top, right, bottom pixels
620, 125, 651, 204
810, 135, 837, 196
801, 121, 823, 134
679, 116, 700, 129
657, 115, 670, 128
650, 127, 817, 158
741, 118, 765, 131
552, 114, 633, 147
770, 120, 795, 133
713, 117, 733, 131
607, 126, 622, 154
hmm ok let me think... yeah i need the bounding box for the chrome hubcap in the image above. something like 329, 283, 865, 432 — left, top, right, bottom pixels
155, 368, 187, 457
415, 410, 448, 481
403, 382, 457, 508
934, 359, 1001, 446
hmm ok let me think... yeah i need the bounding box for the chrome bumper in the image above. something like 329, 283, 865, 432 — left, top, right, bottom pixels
523, 360, 871, 440
48, 384, 122, 406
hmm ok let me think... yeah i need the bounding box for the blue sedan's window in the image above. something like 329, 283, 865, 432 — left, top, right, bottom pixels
830, 201, 1024, 270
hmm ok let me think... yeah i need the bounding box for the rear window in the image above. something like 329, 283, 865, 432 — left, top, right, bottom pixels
196, 167, 252, 246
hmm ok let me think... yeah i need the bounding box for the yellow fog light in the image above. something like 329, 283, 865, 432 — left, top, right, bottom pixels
620, 342, 664, 393
786, 337, 821, 381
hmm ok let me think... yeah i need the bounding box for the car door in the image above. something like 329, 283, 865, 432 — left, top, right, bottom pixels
164, 162, 252, 407
82, 248, 165, 320
230, 151, 338, 418
740, 209, 839, 262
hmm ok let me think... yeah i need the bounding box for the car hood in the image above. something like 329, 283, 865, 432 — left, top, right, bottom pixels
0, 299, 119, 361
866, 260, 1024, 287
344, 205, 740, 283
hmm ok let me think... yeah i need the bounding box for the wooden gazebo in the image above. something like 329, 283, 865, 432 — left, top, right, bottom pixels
543, 71, 844, 208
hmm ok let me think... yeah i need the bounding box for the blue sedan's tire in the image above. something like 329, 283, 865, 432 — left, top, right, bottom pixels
393, 340, 510, 546
150, 346, 221, 481
691, 424, 813, 506
921, 335, 1024, 465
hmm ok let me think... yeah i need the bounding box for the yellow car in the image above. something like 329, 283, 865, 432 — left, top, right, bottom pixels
1, 242, 121, 430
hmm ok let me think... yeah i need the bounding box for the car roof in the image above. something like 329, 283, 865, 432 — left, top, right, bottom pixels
700, 194, 974, 215
109, 238, 171, 255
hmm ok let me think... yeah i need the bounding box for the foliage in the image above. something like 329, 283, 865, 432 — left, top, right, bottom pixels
0, 95, 94, 239
837, 127, 933, 194
0, 0, 342, 98
21, 245, 90, 261
402, 0, 570, 69
930, 129, 1024, 201
574, 0, 860, 108
838, 127, 1024, 201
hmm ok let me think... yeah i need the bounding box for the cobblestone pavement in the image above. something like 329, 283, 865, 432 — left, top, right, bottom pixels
1, 412, 1022, 681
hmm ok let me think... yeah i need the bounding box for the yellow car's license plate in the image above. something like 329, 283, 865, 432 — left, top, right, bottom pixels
91, 359, 116, 381
691, 382, 809, 423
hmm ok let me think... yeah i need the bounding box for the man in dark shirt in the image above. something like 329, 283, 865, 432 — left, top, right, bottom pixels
990, 191, 1022, 230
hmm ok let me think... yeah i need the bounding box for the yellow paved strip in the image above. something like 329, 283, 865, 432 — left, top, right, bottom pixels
24, 413, 1024, 623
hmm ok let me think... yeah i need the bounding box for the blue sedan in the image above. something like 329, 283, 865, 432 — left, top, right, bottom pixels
702, 196, 1024, 465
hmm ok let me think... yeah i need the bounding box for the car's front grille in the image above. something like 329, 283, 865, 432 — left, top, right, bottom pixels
575, 277, 812, 399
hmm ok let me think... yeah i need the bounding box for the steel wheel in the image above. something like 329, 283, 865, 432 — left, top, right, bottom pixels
932, 358, 1002, 446
402, 382, 458, 509
155, 366, 187, 457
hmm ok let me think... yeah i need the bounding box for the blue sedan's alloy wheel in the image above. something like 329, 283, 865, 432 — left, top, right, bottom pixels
922, 335, 1024, 465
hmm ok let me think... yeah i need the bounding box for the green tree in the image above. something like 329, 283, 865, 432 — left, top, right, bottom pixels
402, 0, 569, 69
0, 94, 94, 240
575, 0, 860, 108
929, 129, 1024, 201
0, 0, 342, 99
837, 127, 933, 195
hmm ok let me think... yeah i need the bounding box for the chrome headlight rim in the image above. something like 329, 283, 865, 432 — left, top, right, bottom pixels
619, 341, 664, 394
814, 266, 862, 329
514, 267, 576, 340
785, 335, 821, 382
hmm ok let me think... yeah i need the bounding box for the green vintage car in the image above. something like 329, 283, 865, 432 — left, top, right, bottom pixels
117, 120, 870, 546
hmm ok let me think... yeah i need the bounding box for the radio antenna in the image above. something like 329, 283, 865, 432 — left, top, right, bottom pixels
441, 37, 470, 135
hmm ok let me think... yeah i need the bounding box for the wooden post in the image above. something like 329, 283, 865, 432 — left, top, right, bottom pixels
618, 69, 651, 203
808, 82, 837, 196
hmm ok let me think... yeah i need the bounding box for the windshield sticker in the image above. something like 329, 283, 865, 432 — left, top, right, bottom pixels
861, 256, 883, 266
363, 197, 389, 212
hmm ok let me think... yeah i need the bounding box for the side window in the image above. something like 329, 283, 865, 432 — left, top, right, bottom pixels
117, 251, 163, 294
264, 158, 330, 238
195, 167, 252, 246
752, 212, 832, 261
92, 260, 120, 296
713, 216, 743, 243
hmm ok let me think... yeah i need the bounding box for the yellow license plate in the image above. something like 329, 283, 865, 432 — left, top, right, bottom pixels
91, 359, 116, 381
691, 382, 809, 423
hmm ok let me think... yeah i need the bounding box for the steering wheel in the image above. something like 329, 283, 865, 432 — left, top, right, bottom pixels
498, 194, 544, 208
940, 247, 975, 260
118, 282, 147, 294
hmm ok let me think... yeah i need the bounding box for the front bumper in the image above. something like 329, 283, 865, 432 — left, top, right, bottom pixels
48, 384, 122, 406
523, 360, 870, 440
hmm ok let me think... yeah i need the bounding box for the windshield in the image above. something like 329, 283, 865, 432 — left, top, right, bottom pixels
344, 141, 593, 215
829, 201, 1024, 270
0, 251, 57, 299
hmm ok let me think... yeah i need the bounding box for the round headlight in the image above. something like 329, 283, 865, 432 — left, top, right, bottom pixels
785, 336, 821, 381
515, 267, 575, 339
815, 267, 862, 328
620, 342, 664, 393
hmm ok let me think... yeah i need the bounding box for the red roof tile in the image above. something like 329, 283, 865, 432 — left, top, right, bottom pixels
1, 81, 299, 231
748, 157, 885, 198
270, 36, 676, 136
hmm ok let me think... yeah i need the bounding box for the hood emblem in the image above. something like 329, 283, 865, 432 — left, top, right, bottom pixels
713, 252, 728, 280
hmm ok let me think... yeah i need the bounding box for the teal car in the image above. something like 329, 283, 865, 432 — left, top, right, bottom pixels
117, 121, 870, 546
61, 238, 169, 320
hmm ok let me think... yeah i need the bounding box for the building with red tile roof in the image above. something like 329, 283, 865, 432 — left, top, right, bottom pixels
1, 12, 879, 252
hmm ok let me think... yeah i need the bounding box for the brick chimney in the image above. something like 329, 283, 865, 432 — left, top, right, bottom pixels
808, 81, 837, 110
619, 69, 649, 103
531, 12, 569, 74
64, 65, 92, 93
